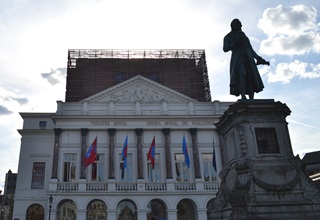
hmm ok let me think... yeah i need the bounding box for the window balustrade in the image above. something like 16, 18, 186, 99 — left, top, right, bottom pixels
53, 180, 219, 192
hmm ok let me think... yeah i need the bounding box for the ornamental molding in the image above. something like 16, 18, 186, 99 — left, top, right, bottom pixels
252, 171, 300, 191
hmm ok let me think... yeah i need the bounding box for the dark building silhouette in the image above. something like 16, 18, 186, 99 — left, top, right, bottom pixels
65, 49, 211, 102
2, 170, 17, 220
303, 150, 320, 185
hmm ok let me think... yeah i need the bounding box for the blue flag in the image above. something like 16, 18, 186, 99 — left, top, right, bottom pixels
182, 135, 190, 168
122, 136, 128, 169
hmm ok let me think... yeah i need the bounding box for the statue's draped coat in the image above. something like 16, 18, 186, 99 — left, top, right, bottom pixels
223, 31, 264, 96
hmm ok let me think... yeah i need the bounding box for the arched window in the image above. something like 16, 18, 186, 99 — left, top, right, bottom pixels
116, 199, 137, 220
177, 199, 196, 220
87, 199, 107, 220
57, 199, 77, 220
26, 204, 44, 220
146, 199, 167, 220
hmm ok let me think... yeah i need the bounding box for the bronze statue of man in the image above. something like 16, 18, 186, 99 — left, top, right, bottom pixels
223, 18, 269, 99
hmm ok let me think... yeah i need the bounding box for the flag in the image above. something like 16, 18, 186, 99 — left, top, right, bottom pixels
85, 137, 97, 167
148, 136, 156, 169
212, 139, 217, 171
122, 135, 128, 169
182, 135, 190, 168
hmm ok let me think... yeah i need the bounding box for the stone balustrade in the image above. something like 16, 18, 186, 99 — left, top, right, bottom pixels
49, 179, 220, 193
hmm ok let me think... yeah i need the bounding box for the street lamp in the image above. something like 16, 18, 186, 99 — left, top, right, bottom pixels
48, 195, 53, 220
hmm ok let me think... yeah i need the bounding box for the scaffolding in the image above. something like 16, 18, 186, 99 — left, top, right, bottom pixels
66, 49, 211, 102
68, 49, 206, 68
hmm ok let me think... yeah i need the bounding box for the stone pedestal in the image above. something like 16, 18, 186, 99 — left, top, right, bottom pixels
208, 100, 320, 219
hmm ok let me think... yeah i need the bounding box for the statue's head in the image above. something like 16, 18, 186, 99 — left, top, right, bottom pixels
231, 18, 242, 31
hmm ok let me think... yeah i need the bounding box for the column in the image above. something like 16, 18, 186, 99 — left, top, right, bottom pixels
107, 209, 117, 220
51, 128, 62, 179
213, 131, 223, 181
76, 209, 86, 220
196, 208, 208, 220
166, 209, 177, 220
80, 128, 89, 179
137, 209, 148, 219
135, 128, 143, 179
108, 128, 116, 179
162, 128, 172, 179
189, 128, 201, 178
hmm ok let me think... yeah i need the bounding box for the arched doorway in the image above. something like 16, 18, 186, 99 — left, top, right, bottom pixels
26, 204, 44, 220
87, 199, 107, 220
116, 199, 137, 220
177, 199, 196, 220
57, 199, 77, 220
146, 199, 167, 220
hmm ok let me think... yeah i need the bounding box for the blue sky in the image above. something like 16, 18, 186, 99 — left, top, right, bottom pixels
0, 0, 319, 189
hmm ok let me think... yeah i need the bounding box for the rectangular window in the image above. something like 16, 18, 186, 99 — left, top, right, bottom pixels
91, 154, 105, 182
202, 154, 216, 181
31, 162, 45, 189
255, 128, 280, 154
119, 153, 133, 182
147, 153, 161, 182
63, 153, 77, 182
39, 121, 47, 129
174, 154, 190, 182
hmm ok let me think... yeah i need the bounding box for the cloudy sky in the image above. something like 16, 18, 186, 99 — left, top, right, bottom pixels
0, 0, 319, 189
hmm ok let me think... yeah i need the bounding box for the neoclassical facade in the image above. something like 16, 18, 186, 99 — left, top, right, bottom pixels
13, 50, 233, 220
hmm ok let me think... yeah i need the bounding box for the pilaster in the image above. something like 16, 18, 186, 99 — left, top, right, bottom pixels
189, 128, 201, 178
108, 128, 116, 179
80, 128, 89, 179
135, 128, 144, 179
51, 128, 62, 179
162, 128, 172, 179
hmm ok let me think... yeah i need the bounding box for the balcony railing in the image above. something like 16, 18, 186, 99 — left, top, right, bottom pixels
86, 182, 108, 191
145, 182, 167, 191
174, 182, 196, 191
51, 180, 220, 193
57, 182, 79, 191
116, 182, 137, 191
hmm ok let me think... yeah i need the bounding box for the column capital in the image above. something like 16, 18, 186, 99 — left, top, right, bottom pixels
162, 128, 171, 136
81, 128, 89, 136
54, 128, 62, 136
108, 128, 116, 136
135, 128, 143, 136
189, 128, 197, 136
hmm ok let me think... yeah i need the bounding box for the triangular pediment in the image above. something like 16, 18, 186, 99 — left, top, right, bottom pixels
83, 75, 197, 103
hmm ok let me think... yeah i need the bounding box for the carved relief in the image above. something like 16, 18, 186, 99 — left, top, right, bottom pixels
237, 125, 247, 158
210, 167, 231, 212
110, 84, 171, 102
85, 76, 195, 103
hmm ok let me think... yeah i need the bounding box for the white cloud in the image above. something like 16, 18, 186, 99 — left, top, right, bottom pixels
258, 4, 320, 55
267, 60, 320, 83
41, 68, 67, 85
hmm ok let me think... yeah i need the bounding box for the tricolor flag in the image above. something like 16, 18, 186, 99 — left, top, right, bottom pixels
148, 136, 156, 169
122, 135, 128, 169
85, 137, 97, 167
182, 135, 190, 168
